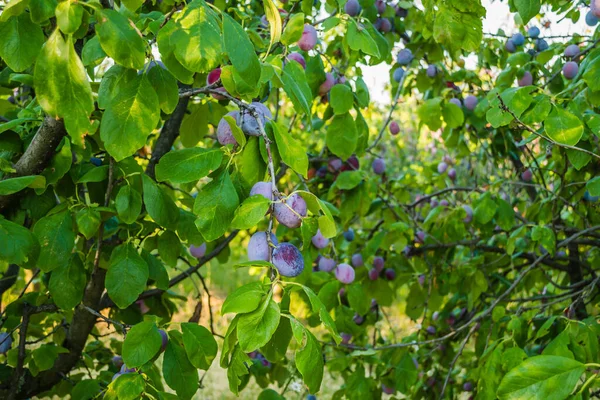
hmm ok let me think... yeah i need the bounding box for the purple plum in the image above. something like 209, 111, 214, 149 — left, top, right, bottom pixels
248, 231, 278, 261
273, 193, 307, 228
217, 111, 240, 145
298, 24, 318, 51
190, 243, 207, 258
311, 229, 330, 249
250, 181, 274, 200
335, 263, 355, 284
272, 243, 305, 277
318, 256, 337, 272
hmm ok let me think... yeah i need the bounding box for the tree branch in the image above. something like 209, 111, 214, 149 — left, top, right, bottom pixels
0, 117, 66, 213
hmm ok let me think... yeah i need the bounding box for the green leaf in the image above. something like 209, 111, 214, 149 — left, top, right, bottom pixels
222, 281, 267, 315
225, 115, 246, 147
155, 148, 223, 184
586, 176, 600, 197
334, 171, 362, 190
263, 0, 282, 54
326, 113, 358, 161
158, 230, 180, 266
237, 295, 281, 352
230, 195, 271, 230
30, 0, 58, 24
148, 65, 179, 114
156, 20, 194, 84
163, 338, 199, 400
141, 251, 169, 290
172, 1, 222, 73
497, 355, 584, 400
96, 10, 146, 70
72, 380, 101, 400
227, 346, 250, 395
346, 19, 380, 57
97, 65, 136, 110
583, 55, 600, 93
82, 36, 106, 66
431, 2, 484, 53
122, 321, 162, 368
76, 165, 109, 184
355, 77, 370, 108
193, 169, 239, 241
347, 283, 370, 315
106, 244, 149, 309
395, 353, 418, 394
0, 175, 45, 195
474, 192, 498, 225
33, 209, 74, 272
42, 137, 72, 188
0, 13, 45, 72
281, 13, 304, 45
515, 0, 540, 24
0, 217, 39, 265
261, 316, 292, 362
115, 185, 143, 224
181, 323, 218, 370
100, 74, 160, 161
48, 254, 85, 309
223, 13, 261, 87
75, 207, 101, 240
142, 175, 180, 230
281, 61, 313, 117
301, 285, 341, 343
295, 327, 324, 393
0, 0, 28, 22
442, 102, 465, 128
544, 107, 584, 146
270, 120, 309, 177
330, 84, 353, 115
418, 98, 443, 130
56, 0, 83, 34
34, 30, 94, 146
113, 373, 145, 400
121, 0, 144, 11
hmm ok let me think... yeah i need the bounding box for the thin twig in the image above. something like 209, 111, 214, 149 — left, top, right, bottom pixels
439, 324, 478, 399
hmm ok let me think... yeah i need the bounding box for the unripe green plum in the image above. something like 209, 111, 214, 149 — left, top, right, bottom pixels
311, 229, 329, 249
563, 61, 578, 79
274, 193, 307, 228
250, 181, 273, 200
344, 0, 361, 16
335, 263, 355, 284
298, 24, 318, 51
240, 102, 272, 136
318, 73, 335, 95
217, 111, 240, 145
248, 232, 278, 261
272, 243, 304, 277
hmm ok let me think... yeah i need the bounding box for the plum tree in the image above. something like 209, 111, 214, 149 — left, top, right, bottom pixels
335, 263, 356, 284
344, 0, 361, 16
528, 26, 540, 37
396, 48, 413, 65
372, 158, 386, 175
389, 121, 400, 135
464, 95, 478, 111
426, 65, 438, 78
247, 231, 278, 261
318, 256, 336, 272
272, 243, 304, 277
250, 181, 274, 200
240, 102, 272, 136
189, 243, 207, 259
298, 24, 318, 51
217, 111, 241, 145
518, 71, 533, 86
311, 229, 329, 249
393, 67, 405, 82
287, 52, 306, 69
564, 44, 581, 58
351, 253, 364, 267
274, 193, 307, 228
318, 73, 335, 95
563, 61, 579, 79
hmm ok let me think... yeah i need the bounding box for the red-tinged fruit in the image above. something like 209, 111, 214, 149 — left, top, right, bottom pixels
272, 243, 304, 277
335, 263, 355, 284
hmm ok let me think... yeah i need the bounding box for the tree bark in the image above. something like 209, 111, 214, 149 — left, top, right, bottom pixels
0, 117, 66, 213
145, 90, 190, 179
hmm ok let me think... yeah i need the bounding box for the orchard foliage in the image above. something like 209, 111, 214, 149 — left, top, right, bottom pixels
2, 0, 600, 398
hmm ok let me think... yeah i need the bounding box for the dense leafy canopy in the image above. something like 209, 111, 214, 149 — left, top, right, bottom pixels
1, 0, 600, 399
